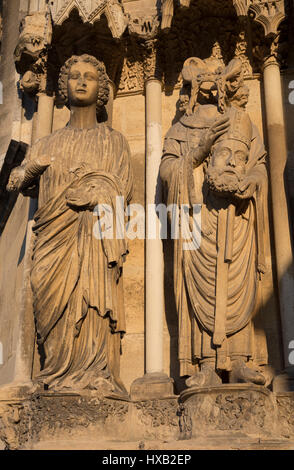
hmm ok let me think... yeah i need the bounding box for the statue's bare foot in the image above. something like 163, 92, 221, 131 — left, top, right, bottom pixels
230, 359, 266, 385
186, 365, 222, 388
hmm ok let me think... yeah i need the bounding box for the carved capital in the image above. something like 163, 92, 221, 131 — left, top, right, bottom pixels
253, 32, 283, 70
128, 14, 160, 40
141, 39, 162, 83
233, 1, 286, 37
262, 34, 282, 68
250, 0, 285, 37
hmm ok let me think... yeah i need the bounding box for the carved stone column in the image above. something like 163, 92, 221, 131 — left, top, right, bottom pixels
262, 50, 294, 390
236, 0, 294, 390
145, 76, 164, 376
105, 80, 116, 127
8, 85, 54, 394
35, 92, 54, 140
130, 37, 174, 400
7, 10, 55, 392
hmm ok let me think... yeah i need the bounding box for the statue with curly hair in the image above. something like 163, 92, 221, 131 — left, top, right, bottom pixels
7, 55, 133, 396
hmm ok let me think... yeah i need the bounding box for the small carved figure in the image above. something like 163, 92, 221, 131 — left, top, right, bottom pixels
160, 58, 268, 387
7, 55, 133, 396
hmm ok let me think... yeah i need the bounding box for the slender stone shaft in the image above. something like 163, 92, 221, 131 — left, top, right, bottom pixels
106, 80, 115, 127
145, 78, 164, 374
263, 59, 294, 370
13, 92, 54, 386
35, 93, 55, 140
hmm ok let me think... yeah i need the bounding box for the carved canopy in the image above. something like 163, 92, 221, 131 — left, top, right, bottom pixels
162, 0, 286, 36
43, 0, 127, 39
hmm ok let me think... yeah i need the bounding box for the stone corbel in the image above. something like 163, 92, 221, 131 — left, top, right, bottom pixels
14, 9, 53, 98
14, 9, 52, 76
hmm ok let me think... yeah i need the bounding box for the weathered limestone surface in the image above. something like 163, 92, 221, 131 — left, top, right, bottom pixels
0, 394, 180, 449
0, 388, 294, 449
0, 0, 294, 451
180, 384, 277, 437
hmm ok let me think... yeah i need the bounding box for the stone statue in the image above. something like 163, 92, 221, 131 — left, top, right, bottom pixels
160, 58, 268, 387
7, 55, 133, 396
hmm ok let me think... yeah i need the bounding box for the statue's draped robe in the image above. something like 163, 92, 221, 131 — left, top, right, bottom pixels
160, 106, 268, 376
26, 124, 133, 392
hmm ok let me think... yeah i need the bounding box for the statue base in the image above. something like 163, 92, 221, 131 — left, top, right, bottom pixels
130, 372, 175, 401
275, 391, 294, 438
272, 367, 294, 392
0, 389, 180, 449
1, 383, 294, 449
179, 384, 277, 438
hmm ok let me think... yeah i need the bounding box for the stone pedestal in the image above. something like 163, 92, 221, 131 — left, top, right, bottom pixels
1, 386, 294, 449
273, 368, 294, 393
0, 391, 179, 449
180, 384, 277, 438
275, 391, 294, 438
130, 372, 175, 401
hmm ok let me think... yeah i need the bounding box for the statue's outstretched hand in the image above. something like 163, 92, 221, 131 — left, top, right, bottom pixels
6, 166, 26, 192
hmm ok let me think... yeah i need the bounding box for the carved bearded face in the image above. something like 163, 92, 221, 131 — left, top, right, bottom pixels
205, 138, 249, 195
68, 61, 100, 108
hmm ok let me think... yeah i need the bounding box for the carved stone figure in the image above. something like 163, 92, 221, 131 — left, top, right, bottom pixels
7, 55, 133, 396
160, 58, 268, 387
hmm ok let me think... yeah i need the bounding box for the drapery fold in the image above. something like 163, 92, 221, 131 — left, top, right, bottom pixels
160, 113, 268, 376
26, 124, 133, 392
